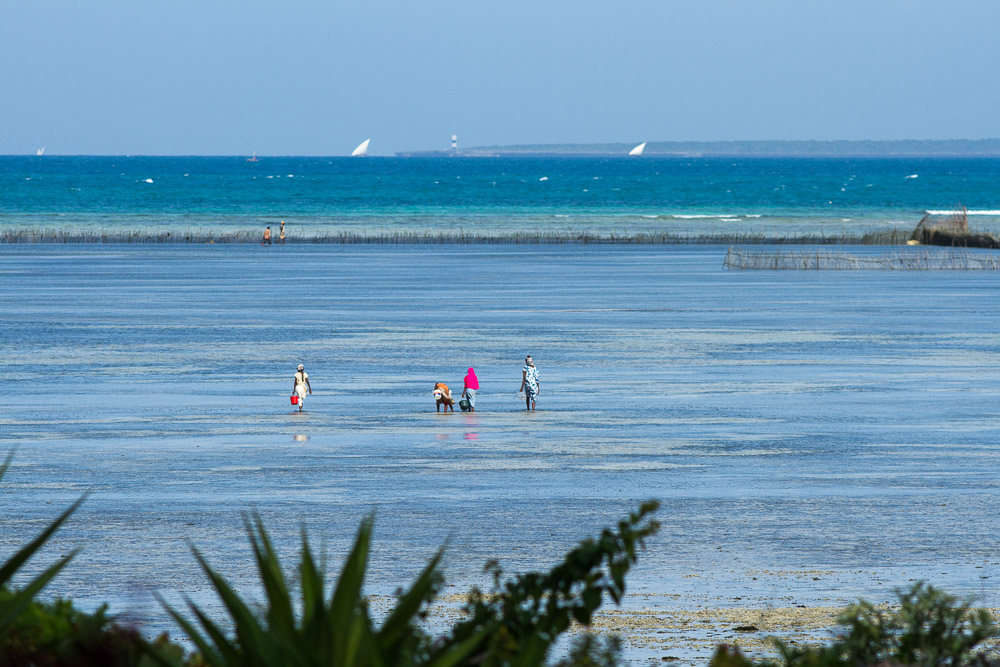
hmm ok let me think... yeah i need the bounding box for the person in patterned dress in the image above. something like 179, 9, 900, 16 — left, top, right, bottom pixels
519, 355, 540, 411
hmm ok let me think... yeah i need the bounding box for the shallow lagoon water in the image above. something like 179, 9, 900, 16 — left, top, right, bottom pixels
2, 244, 1000, 661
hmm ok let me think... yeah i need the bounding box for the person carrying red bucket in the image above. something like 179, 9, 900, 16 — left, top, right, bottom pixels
291, 364, 312, 412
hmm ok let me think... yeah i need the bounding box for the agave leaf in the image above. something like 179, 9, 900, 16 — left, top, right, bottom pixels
0, 450, 13, 482
339, 607, 372, 666
156, 593, 228, 667
187, 599, 245, 665
139, 641, 189, 667
246, 514, 296, 639
0, 550, 77, 631
425, 626, 494, 667
329, 515, 373, 662
378, 547, 443, 653
0, 465, 84, 634
192, 546, 275, 663
0, 494, 86, 588
357, 609, 385, 667
299, 527, 325, 626
298, 533, 333, 662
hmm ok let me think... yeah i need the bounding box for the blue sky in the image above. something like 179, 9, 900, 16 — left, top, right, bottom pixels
2, 0, 998, 155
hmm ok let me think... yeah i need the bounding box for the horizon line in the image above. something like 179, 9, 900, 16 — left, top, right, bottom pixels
7, 138, 1000, 159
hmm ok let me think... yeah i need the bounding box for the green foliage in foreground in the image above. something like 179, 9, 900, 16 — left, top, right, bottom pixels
0, 452, 164, 666
0, 452, 84, 638
153, 501, 660, 667
0, 451, 86, 664
710, 582, 999, 667
4, 447, 999, 667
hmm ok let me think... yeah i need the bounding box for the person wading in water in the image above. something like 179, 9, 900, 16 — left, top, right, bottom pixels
293, 364, 312, 412
519, 355, 540, 411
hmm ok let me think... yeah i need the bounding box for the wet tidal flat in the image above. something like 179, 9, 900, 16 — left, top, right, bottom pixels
2, 244, 1000, 663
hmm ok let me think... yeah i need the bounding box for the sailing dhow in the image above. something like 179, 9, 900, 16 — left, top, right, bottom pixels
351, 139, 371, 157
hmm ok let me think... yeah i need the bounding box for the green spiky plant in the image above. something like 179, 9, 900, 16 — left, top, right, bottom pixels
1, 451, 185, 666
0, 451, 85, 634
155, 514, 486, 667
155, 501, 660, 667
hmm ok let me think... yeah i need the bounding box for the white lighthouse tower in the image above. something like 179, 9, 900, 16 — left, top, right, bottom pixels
451, 134, 458, 151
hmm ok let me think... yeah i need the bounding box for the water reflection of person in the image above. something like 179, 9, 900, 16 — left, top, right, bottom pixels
519, 355, 540, 411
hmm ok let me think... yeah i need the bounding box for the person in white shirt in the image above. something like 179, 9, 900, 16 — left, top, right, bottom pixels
292, 364, 312, 412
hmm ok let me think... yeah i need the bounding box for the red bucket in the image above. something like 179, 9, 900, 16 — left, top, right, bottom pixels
290, 395, 299, 405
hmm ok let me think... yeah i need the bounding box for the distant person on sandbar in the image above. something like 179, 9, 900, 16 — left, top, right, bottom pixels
433, 382, 454, 412
293, 364, 312, 412
262, 226, 272, 246
278, 221, 286, 244
519, 355, 540, 411
461, 367, 479, 412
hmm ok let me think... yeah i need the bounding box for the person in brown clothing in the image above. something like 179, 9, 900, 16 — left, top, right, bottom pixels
433, 382, 454, 412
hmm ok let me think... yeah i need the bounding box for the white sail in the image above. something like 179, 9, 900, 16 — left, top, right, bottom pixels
628, 142, 646, 157
351, 139, 371, 157
36, 147, 45, 156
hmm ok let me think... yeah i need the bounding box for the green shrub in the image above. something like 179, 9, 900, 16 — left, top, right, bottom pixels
444, 500, 660, 666
710, 582, 999, 667
553, 634, 622, 667
0, 592, 162, 667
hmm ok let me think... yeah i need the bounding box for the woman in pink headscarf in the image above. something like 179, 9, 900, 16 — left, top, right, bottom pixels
461, 367, 479, 411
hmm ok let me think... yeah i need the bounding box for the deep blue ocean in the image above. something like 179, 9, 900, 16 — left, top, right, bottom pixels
2, 156, 1000, 237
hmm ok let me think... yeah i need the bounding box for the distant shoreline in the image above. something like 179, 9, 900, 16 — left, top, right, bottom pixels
4, 140, 1000, 159
397, 139, 1000, 158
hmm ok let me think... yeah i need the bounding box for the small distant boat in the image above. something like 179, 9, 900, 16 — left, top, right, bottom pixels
628, 142, 646, 157
246, 151, 259, 162
351, 139, 371, 157
36, 147, 45, 156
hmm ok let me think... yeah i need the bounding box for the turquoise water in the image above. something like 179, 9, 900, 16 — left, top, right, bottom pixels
3, 156, 1000, 237
2, 244, 999, 662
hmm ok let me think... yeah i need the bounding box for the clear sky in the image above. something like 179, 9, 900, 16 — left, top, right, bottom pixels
2, 0, 998, 155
